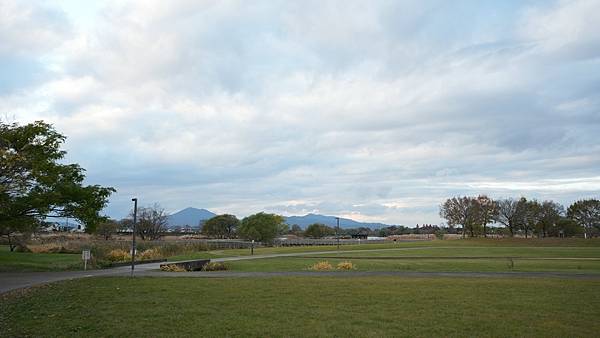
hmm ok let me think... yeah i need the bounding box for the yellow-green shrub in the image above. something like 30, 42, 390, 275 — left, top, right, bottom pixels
106, 249, 131, 262
309, 261, 333, 271
336, 261, 356, 270
202, 262, 229, 271
138, 248, 163, 261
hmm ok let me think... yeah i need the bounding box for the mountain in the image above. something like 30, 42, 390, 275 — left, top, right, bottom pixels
284, 213, 398, 229
167, 207, 216, 228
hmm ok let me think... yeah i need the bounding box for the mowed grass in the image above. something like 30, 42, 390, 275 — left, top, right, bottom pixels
0, 245, 82, 272
2, 238, 599, 272
228, 256, 600, 273
1, 276, 599, 337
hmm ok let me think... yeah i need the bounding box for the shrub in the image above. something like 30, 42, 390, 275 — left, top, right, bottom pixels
106, 249, 131, 262
160, 264, 187, 272
336, 261, 356, 270
309, 261, 333, 271
202, 262, 229, 271
138, 248, 163, 261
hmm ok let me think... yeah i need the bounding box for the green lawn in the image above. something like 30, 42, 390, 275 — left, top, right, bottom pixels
0, 245, 82, 272
227, 256, 600, 273
3, 238, 600, 272
2, 276, 599, 337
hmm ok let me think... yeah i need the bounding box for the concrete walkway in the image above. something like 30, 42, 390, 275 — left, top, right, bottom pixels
3, 247, 600, 294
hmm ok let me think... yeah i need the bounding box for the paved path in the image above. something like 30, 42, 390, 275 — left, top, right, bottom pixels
3, 247, 600, 294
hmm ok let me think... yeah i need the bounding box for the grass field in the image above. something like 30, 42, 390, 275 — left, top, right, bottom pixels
0, 245, 82, 272
2, 238, 600, 272
2, 276, 599, 337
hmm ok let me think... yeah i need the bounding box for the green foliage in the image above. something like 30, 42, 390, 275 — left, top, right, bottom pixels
0, 121, 115, 250
202, 214, 239, 238
238, 212, 285, 243
568, 199, 600, 238
304, 223, 335, 238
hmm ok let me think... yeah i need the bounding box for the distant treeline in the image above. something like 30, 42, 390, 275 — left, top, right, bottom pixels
440, 196, 600, 239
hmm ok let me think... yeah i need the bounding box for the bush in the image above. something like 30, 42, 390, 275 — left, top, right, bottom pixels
309, 261, 333, 271
435, 229, 446, 240
106, 249, 131, 262
160, 264, 187, 272
336, 261, 356, 270
202, 262, 229, 271
138, 248, 163, 261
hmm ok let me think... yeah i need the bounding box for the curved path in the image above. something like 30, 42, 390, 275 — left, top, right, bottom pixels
2, 247, 600, 294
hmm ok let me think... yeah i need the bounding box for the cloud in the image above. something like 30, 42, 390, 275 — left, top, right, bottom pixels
1, 0, 599, 225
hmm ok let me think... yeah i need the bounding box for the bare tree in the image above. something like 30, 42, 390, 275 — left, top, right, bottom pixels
134, 204, 168, 240
494, 198, 527, 237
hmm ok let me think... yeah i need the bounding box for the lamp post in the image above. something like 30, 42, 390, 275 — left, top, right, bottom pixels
131, 198, 138, 276
336, 217, 340, 250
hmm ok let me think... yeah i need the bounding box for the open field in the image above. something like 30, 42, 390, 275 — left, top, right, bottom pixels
2, 276, 599, 337
227, 256, 600, 273
2, 238, 600, 272
0, 246, 81, 272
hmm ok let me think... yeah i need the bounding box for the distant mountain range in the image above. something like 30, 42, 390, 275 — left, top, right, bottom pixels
166, 208, 399, 229
284, 213, 398, 229
166, 207, 216, 228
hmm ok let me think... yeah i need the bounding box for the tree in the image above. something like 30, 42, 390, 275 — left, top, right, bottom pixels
304, 223, 335, 238
475, 195, 498, 238
567, 199, 600, 239
549, 218, 582, 237
238, 212, 285, 243
536, 200, 563, 238
439, 196, 479, 238
0, 121, 115, 251
522, 199, 541, 238
494, 198, 527, 237
289, 224, 303, 236
202, 214, 239, 238
135, 204, 168, 240
96, 219, 119, 240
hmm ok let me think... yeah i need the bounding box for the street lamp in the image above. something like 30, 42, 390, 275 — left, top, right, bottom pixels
131, 198, 138, 276
336, 217, 340, 250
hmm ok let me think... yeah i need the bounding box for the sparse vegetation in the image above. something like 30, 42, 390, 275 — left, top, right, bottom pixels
309, 261, 333, 271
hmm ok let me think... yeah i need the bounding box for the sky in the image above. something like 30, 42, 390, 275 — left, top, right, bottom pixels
1, 0, 600, 226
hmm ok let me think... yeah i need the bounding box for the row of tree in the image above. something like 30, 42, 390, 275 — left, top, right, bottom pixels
440, 195, 600, 238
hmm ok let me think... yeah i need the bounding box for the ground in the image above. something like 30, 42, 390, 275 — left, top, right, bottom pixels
2, 238, 600, 337
2, 276, 599, 337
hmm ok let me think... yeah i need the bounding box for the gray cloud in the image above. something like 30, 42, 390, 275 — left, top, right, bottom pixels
1, 0, 599, 225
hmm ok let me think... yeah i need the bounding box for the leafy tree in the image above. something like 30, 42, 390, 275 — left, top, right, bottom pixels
134, 204, 168, 240
0, 121, 115, 251
536, 200, 563, 238
238, 212, 285, 243
95, 219, 119, 240
522, 199, 541, 238
549, 218, 582, 237
289, 224, 303, 236
304, 223, 335, 238
475, 195, 498, 238
202, 214, 239, 238
439, 196, 480, 238
567, 199, 600, 239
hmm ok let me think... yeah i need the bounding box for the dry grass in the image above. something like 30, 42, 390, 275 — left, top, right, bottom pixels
106, 249, 131, 262
202, 262, 229, 271
309, 261, 333, 271
336, 261, 356, 270
160, 264, 187, 272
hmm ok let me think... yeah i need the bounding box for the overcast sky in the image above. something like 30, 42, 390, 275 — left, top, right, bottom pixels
2, 0, 599, 225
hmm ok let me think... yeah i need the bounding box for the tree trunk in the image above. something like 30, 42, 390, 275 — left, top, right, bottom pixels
483, 224, 487, 238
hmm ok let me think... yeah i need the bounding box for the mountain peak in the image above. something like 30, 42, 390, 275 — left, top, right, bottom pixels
167, 207, 216, 228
